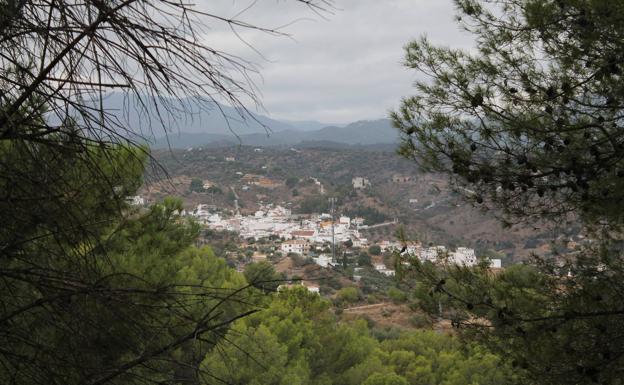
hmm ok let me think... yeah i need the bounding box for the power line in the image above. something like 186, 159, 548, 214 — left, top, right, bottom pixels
328, 197, 337, 263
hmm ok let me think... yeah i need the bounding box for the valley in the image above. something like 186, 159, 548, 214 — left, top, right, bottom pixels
144, 144, 565, 263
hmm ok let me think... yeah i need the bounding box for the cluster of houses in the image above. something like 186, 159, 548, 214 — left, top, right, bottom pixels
378, 241, 479, 266
312, 242, 489, 279
188, 202, 500, 281
190, 203, 369, 246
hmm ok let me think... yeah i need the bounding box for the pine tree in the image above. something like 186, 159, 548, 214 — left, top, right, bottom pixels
394, 1, 624, 384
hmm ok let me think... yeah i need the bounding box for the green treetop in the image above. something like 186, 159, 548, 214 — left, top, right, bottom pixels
201, 287, 516, 385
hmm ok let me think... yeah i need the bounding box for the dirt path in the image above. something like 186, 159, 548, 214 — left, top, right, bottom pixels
343, 302, 392, 312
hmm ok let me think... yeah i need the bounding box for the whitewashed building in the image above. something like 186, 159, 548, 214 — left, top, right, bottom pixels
313, 254, 333, 268
280, 240, 310, 255
277, 282, 319, 294
489, 259, 502, 268
379, 240, 401, 253
374, 263, 395, 277
421, 246, 447, 262
448, 247, 477, 266
126, 195, 145, 206
352, 177, 371, 189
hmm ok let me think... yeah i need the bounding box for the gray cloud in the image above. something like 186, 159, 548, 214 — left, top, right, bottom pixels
200, 0, 475, 124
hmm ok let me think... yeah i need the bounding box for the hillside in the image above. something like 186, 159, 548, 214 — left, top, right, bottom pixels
145, 145, 564, 262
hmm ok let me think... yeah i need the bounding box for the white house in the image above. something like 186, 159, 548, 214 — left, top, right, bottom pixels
313, 254, 332, 268
374, 263, 395, 277
352, 217, 365, 226
352, 177, 371, 189
280, 240, 310, 255
405, 241, 423, 256
351, 235, 368, 248
448, 247, 477, 266
489, 259, 502, 268
421, 246, 447, 262
126, 195, 145, 206
303, 282, 320, 294
374, 263, 386, 271
379, 240, 401, 253
277, 282, 319, 294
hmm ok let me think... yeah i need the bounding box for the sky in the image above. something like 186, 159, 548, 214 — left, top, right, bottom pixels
201, 1, 476, 125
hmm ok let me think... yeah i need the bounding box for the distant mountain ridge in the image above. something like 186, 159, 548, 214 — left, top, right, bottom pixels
78, 92, 398, 148
84, 92, 337, 136
150, 119, 399, 148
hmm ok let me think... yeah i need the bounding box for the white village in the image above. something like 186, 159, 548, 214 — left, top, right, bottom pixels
185, 201, 499, 279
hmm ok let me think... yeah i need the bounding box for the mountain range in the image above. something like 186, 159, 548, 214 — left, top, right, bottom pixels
86, 93, 399, 148
150, 118, 399, 149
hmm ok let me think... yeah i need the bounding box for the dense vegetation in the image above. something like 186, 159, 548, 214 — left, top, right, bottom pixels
0, 105, 517, 385
0, 0, 331, 383
1, 134, 520, 385
0, 134, 259, 384
202, 287, 517, 385
395, 1, 624, 384
6, 0, 623, 384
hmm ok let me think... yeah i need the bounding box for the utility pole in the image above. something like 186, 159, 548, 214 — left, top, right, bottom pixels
329, 197, 337, 263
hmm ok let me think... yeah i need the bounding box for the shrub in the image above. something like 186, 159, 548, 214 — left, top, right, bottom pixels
289, 253, 305, 267
388, 287, 407, 304
285, 176, 299, 188
408, 313, 432, 328
368, 245, 382, 256
367, 293, 381, 304
189, 178, 204, 193
358, 252, 372, 266
337, 287, 360, 303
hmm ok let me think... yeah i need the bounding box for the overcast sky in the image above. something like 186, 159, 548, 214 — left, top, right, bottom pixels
202, 1, 475, 124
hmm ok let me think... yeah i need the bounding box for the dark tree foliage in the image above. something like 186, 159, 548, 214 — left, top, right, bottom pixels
392, 0, 624, 227
285, 176, 299, 188
369, 245, 382, 256
0, 0, 333, 384
243, 260, 285, 292
0, 136, 259, 385
394, 1, 624, 385
358, 251, 372, 266
298, 195, 331, 214
190, 178, 205, 193
401, 251, 624, 385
